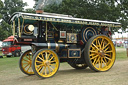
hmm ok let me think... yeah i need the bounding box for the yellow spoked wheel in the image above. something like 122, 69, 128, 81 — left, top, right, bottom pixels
19, 50, 34, 75
32, 49, 60, 78
85, 35, 116, 72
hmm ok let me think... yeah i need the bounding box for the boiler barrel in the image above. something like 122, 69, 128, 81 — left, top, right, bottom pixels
32, 42, 69, 52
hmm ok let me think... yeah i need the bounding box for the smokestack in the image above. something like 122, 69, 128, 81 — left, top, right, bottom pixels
35, 0, 62, 14
36, 9, 43, 14
35, 0, 46, 14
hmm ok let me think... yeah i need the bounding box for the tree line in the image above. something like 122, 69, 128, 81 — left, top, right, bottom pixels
0, 0, 127, 41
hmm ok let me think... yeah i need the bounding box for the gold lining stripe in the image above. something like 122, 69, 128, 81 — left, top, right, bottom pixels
46, 22, 47, 41
21, 18, 24, 34
50, 22, 58, 31
22, 17, 121, 28
48, 43, 50, 49
68, 49, 81, 58
13, 21, 15, 36
55, 43, 59, 52
18, 18, 21, 37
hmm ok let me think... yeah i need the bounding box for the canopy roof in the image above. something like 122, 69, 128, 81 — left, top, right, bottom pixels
9, 12, 121, 27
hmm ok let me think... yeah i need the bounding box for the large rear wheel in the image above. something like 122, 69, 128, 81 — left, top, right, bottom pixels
32, 49, 60, 79
85, 35, 116, 72
19, 50, 34, 75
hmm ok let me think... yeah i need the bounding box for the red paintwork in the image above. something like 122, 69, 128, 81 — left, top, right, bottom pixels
2, 36, 21, 56
3, 36, 14, 42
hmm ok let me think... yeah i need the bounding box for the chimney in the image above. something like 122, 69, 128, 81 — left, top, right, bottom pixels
36, 9, 43, 14
35, 0, 45, 14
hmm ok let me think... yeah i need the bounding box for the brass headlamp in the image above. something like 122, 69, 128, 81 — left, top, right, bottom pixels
24, 24, 34, 35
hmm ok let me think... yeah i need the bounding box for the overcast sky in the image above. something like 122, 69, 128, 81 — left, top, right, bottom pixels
23, 0, 35, 9
1, 0, 35, 9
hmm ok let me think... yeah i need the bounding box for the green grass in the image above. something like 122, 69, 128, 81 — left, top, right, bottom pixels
0, 57, 19, 71
0, 47, 127, 69
116, 47, 127, 60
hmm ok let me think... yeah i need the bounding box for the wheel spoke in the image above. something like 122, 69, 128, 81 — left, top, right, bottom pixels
27, 65, 31, 72
35, 64, 42, 68
48, 65, 54, 71
89, 50, 98, 53
90, 55, 99, 60
23, 59, 29, 62
89, 54, 95, 57
37, 56, 44, 62
28, 54, 31, 59
102, 41, 105, 49
94, 57, 100, 65
92, 43, 100, 50
103, 57, 107, 63
104, 54, 111, 57
105, 51, 113, 53
25, 55, 31, 60
45, 52, 48, 60
22, 63, 28, 65
48, 66, 51, 74
100, 58, 103, 68
50, 60, 56, 63
45, 67, 47, 75
102, 43, 110, 50
92, 58, 97, 65
99, 58, 101, 68
91, 46, 95, 50
24, 63, 29, 68
40, 53, 45, 60
47, 54, 50, 60
37, 65, 43, 72
49, 56, 54, 61
105, 56, 112, 61
98, 39, 101, 49
102, 58, 106, 66
101, 38, 104, 47
50, 64, 56, 66
42, 66, 46, 74
36, 61, 43, 64
104, 47, 109, 52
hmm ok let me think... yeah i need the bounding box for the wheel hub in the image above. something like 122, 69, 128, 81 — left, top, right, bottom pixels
44, 60, 50, 66
98, 50, 105, 57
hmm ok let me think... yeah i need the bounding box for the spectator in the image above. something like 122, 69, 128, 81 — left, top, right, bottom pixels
100, 26, 112, 38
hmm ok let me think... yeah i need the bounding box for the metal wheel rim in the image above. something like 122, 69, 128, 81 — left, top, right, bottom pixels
34, 50, 59, 78
89, 36, 115, 71
21, 50, 34, 74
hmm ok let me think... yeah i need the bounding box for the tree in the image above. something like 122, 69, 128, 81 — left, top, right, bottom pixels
0, 0, 27, 41
0, 0, 3, 19
25, 8, 35, 13
44, 0, 127, 31
2, 0, 27, 22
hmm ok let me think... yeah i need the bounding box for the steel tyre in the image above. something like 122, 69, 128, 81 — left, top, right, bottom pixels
84, 35, 116, 72
19, 50, 34, 75
32, 49, 60, 79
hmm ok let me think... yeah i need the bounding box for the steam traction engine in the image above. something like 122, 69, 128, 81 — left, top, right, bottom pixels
9, 12, 121, 78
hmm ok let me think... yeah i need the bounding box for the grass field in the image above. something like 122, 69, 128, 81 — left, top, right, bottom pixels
0, 47, 127, 72
0, 47, 128, 85
116, 47, 127, 60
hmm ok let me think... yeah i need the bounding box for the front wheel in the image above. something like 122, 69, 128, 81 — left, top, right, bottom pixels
19, 50, 34, 75
32, 49, 60, 79
85, 35, 116, 72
